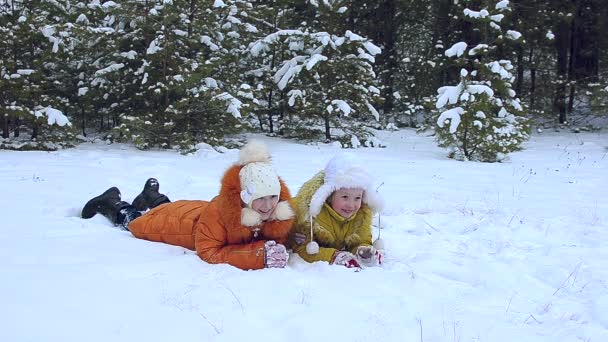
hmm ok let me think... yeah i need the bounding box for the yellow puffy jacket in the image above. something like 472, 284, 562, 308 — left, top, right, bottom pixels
290, 171, 373, 263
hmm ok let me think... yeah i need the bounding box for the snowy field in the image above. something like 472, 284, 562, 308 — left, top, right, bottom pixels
1, 129, 607, 342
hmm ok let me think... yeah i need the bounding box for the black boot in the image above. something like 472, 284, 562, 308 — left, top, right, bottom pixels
132, 178, 170, 211
81, 187, 132, 225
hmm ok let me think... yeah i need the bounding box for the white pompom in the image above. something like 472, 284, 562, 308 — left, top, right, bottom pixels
372, 238, 385, 251
306, 241, 319, 255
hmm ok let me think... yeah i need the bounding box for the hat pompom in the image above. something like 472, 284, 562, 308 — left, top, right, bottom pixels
238, 140, 272, 165
306, 241, 319, 255
372, 238, 385, 251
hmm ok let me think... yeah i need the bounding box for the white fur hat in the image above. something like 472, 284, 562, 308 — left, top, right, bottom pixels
309, 152, 384, 217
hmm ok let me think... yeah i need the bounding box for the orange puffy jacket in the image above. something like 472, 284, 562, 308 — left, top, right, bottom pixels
128, 164, 295, 270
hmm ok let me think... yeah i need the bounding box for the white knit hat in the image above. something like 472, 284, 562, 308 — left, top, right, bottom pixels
309, 152, 384, 217
239, 162, 281, 206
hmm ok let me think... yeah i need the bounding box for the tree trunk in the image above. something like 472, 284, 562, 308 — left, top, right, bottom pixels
567, 1, 579, 114
433, 0, 453, 86
1, 115, 8, 139
380, 0, 397, 114
572, 0, 600, 82
554, 15, 570, 124
32, 122, 39, 140
278, 90, 285, 136
529, 48, 536, 110
81, 106, 86, 137
13, 118, 20, 138
324, 113, 331, 141
515, 45, 524, 96
267, 91, 274, 134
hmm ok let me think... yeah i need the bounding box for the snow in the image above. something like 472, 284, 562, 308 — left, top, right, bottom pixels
305, 54, 327, 70
287, 89, 304, 107
76, 14, 88, 24
437, 107, 464, 133
95, 63, 125, 77
146, 40, 162, 55
274, 56, 306, 90
496, 0, 510, 10
17, 69, 35, 75
204, 77, 218, 88
467, 84, 495, 97
366, 101, 380, 121
201, 35, 219, 51
445, 42, 467, 57
101, 1, 119, 8
2, 131, 606, 341
506, 30, 522, 40
362, 41, 382, 56
464, 8, 489, 19
213, 92, 242, 118
119, 50, 138, 60
487, 61, 512, 79
490, 14, 504, 22
331, 100, 351, 116
436, 82, 465, 108
469, 44, 488, 56
34, 107, 71, 126
41, 25, 60, 53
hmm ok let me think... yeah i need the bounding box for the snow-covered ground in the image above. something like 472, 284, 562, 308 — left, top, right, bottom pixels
1, 129, 607, 342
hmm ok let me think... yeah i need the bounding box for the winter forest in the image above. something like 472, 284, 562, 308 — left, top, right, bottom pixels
2, 1, 608, 341
1, 0, 607, 161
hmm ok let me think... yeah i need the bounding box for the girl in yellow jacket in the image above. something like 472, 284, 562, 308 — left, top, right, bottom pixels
290, 153, 384, 268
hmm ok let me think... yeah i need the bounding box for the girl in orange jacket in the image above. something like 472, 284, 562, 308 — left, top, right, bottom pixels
80, 141, 295, 270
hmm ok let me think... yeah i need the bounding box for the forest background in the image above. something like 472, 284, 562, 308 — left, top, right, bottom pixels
1, 0, 607, 158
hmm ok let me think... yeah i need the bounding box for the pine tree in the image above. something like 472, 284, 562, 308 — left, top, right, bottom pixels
98, 0, 254, 150
434, 0, 530, 162
0, 0, 75, 150
249, 0, 383, 146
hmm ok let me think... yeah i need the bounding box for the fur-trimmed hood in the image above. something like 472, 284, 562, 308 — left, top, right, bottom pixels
303, 153, 384, 219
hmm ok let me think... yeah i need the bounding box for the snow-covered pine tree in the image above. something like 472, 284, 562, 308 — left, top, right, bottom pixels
68, 0, 120, 137
98, 0, 251, 151
0, 0, 75, 150
249, 0, 382, 147
434, 0, 529, 162
239, 0, 297, 135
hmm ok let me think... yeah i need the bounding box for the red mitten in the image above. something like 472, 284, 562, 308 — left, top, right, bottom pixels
332, 251, 362, 269
356, 246, 384, 266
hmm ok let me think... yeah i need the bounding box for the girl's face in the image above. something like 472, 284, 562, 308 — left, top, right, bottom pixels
329, 188, 363, 219
251, 195, 280, 221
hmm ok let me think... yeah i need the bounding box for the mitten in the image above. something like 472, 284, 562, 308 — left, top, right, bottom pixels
355, 245, 384, 267
331, 251, 362, 269
264, 240, 289, 268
